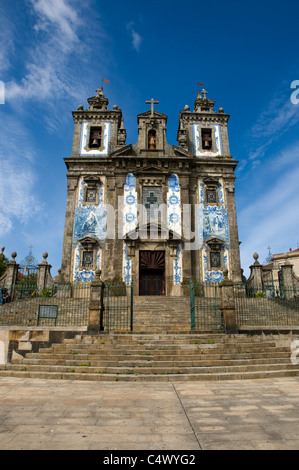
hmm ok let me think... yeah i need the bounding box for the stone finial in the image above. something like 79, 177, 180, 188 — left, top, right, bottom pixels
253, 252, 260, 265
219, 107, 224, 113
43, 252, 48, 261
1, 246, 4, 253
184, 105, 190, 111
11, 251, 17, 261
77, 105, 84, 111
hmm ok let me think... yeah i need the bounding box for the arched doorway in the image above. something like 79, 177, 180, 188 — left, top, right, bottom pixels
139, 250, 165, 295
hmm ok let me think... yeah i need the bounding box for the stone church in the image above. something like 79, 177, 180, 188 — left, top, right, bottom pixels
60, 86, 242, 295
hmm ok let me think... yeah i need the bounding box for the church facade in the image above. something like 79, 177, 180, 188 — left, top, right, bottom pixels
60, 86, 242, 295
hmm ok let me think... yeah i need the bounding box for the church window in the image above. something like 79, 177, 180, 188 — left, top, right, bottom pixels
206, 188, 217, 205
202, 128, 212, 150
142, 186, 163, 222
89, 127, 102, 148
148, 129, 156, 150
210, 251, 221, 269
86, 188, 97, 204
82, 251, 93, 268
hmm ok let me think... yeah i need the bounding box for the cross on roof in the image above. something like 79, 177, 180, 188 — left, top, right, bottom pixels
146, 98, 159, 117
201, 89, 208, 99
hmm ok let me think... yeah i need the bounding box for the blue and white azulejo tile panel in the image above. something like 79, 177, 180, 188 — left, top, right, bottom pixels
197, 179, 230, 283
123, 242, 132, 284
123, 173, 138, 237
72, 177, 106, 282
72, 245, 102, 283
173, 243, 182, 285
79, 121, 111, 156
167, 174, 181, 237
192, 123, 223, 157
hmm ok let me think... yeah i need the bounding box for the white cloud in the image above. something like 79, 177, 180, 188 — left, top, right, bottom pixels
127, 22, 143, 52
0, 160, 42, 237
238, 142, 299, 276
248, 91, 299, 162
5, 0, 86, 103
31, 0, 81, 49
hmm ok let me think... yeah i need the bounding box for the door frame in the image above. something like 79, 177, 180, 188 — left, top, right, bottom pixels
139, 250, 165, 296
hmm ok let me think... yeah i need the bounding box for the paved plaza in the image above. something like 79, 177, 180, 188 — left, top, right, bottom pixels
0, 376, 298, 450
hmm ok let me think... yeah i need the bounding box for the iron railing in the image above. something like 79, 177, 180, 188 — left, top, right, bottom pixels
104, 280, 133, 332
234, 284, 299, 327
0, 283, 90, 327
190, 279, 222, 330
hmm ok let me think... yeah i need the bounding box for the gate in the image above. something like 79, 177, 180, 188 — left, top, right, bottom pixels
105, 280, 133, 331
190, 279, 222, 330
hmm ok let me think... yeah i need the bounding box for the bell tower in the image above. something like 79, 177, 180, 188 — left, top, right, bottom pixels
133, 98, 172, 155
177, 88, 230, 158
60, 86, 127, 283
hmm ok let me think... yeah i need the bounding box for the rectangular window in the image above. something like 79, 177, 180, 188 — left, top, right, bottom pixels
89, 127, 102, 148
86, 188, 97, 203
142, 186, 163, 223
82, 251, 93, 268
202, 128, 212, 150
210, 251, 221, 269
206, 189, 217, 204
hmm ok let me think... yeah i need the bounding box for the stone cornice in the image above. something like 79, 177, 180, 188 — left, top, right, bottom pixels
179, 111, 230, 124
72, 110, 122, 123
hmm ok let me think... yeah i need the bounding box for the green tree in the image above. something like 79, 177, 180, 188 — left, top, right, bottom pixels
0, 248, 9, 278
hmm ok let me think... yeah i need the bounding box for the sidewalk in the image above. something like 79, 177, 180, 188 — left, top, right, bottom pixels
0, 376, 298, 450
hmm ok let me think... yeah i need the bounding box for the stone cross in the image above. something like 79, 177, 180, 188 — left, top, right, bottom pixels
202, 89, 208, 99
146, 98, 159, 117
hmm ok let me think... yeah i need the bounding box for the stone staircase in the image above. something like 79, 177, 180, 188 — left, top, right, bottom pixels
1, 332, 299, 382
132, 296, 192, 333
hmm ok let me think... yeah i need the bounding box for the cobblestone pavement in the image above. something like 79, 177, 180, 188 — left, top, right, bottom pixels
0, 377, 298, 450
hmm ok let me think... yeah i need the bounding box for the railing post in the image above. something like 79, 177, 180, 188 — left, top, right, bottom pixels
3, 252, 19, 300
130, 280, 134, 331
219, 269, 238, 333
37, 252, 53, 291
88, 270, 105, 334
280, 263, 295, 299
190, 278, 195, 331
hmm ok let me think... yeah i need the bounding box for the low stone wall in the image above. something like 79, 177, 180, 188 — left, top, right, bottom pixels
0, 327, 87, 364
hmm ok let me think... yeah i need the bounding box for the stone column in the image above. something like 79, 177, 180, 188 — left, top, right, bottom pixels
180, 175, 192, 286
60, 175, 79, 282
225, 178, 242, 283
219, 269, 237, 333
105, 174, 126, 280
4, 252, 19, 299
37, 252, 53, 289
280, 263, 295, 299
248, 253, 264, 289
88, 270, 105, 334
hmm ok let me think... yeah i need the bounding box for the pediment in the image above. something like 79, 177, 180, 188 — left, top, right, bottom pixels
137, 110, 168, 120
78, 236, 99, 246
110, 144, 133, 157
133, 165, 168, 175
206, 237, 224, 246
83, 175, 101, 184
173, 145, 190, 157
125, 222, 181, 242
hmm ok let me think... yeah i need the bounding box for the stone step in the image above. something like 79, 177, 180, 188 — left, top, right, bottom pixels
5, 331, 298, 382
1, 367, 299, 382
4, 361, 298, 375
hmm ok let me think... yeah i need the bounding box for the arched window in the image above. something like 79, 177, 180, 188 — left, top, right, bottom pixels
148, 129, 156, 150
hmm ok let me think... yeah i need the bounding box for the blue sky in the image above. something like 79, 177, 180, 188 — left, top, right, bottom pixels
0, 0, 299, 278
